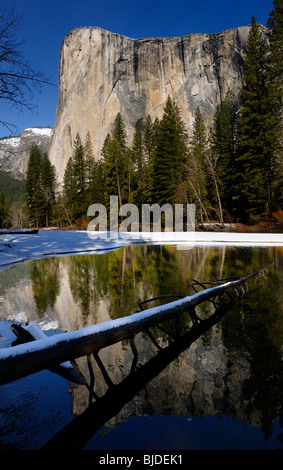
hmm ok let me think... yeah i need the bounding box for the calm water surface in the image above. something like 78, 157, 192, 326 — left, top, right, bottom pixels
0, 244, 282, 450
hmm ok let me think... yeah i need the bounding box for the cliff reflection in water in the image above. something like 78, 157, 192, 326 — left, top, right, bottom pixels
0, 244, 282, 449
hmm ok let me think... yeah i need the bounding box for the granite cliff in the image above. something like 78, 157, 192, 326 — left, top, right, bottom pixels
0, 127, 53, 180
49, 25, 253, 182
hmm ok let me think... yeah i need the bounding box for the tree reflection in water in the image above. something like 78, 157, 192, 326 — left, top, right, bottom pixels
0, 244, 282, 449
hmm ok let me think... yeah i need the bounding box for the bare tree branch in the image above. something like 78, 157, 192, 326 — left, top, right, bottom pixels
0, 4, 55, 133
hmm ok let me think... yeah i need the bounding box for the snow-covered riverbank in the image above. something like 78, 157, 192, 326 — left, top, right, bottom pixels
0, 229, 283, 271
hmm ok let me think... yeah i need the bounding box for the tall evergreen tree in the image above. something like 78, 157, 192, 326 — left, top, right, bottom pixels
89, 160, 105, 206
25, 145, 57, 227
153, 97, 188, 205
267, 0, 283, 105
237, 17, 274, 222
63, 156, 76, 221
211, 90, 238, 219
0, 192, 10, 228
187, 107, 209, 224
144, 115, 158, 162
104, 139, 123, 209
101, 133, 112, 161
112, 113, 128, 203
25, 144, 44, 227
124, 147, 134, 203
131, 119, 145, 206
100, 134, 113, 208
266, 0, 283, 208
102, 113, 129, 207
72, 133, 87, 220
83, 131, 95, 208
143, 115, 159, 204
40, 153, 57, 227
112, 113, 127, 151
84, 132, 95, 188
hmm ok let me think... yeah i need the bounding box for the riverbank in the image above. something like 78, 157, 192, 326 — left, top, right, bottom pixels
0, 229, 283, 271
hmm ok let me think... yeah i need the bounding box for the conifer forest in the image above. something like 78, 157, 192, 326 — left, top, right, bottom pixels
1, 3, 282, 231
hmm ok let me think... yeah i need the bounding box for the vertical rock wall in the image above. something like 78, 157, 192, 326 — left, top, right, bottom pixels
49, 26, 252, 182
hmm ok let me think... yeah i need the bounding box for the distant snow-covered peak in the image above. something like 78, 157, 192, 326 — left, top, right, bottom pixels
23, 127, 54, 137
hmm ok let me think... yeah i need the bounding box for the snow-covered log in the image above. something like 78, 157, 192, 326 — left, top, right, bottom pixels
11, 322, 86, 385
0, 265, 271, 385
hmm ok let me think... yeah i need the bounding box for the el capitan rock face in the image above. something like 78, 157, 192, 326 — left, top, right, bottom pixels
49, 25, 252, 182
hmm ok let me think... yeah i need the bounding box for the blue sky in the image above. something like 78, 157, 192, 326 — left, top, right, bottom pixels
0, 0, 274, 137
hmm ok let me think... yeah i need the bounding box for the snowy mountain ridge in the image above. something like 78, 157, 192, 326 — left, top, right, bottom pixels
0, 127, 53, 180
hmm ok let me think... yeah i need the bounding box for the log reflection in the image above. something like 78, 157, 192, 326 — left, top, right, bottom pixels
42, 290, 253, 450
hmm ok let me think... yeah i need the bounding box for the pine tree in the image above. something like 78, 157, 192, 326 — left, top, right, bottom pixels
111, 113, 128, 204
266, 0, 283, 209
153, 97, 188, 205
63, 156, 76, 223
143, 115, 159, 204
112, 113, 127, 151
104, 139, 123, 210
101, 133, 112, 161
187, 107, 209, 224
144, 115, 158, 162
0, 192, 10, 228
41, 153, 57, 227
25, 144, 44, 227
267, 0, 283, 105
83, 131, 96, 209
211, 90, 238, 219
89, 160, 105, 205
84, 131, 95, 201
237, 17, 274, 223
25, 145, 57, 228
131, 119, 145, 207
101, 113, 129, 207
125, 147, 134, 203
87, 133, 106, 207
72, 133, 87, 220
100, 134, 113, 208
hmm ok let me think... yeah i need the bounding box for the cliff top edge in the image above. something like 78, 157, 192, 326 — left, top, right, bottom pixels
62, 24, 260, 44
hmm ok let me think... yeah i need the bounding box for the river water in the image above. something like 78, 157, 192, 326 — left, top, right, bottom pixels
0, 244, 282, 450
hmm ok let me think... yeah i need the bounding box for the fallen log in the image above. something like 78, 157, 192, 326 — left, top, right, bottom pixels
42, 297, 238, 450
0, 264, 272, 386
11, 322, 87, 385
0, 229, 39, 235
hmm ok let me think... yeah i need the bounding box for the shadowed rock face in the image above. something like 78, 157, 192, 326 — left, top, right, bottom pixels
49, 25, 252, 182
0, 128, 53, 180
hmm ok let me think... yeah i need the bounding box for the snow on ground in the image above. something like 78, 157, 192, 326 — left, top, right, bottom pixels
0, 230, 123, 271
0, 229, 283, 271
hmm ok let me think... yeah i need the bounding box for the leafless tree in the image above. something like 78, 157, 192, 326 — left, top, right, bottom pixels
0, 4, 53, 133
6, 200, 27, 229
